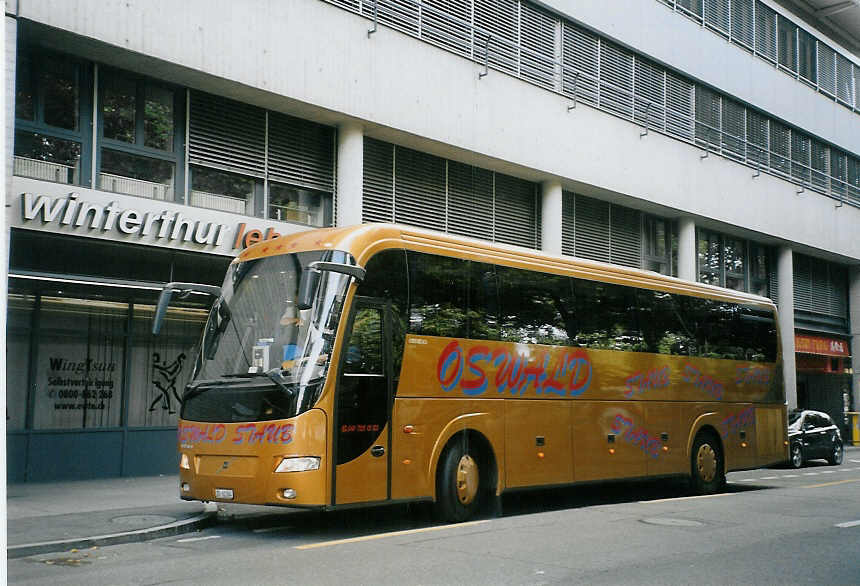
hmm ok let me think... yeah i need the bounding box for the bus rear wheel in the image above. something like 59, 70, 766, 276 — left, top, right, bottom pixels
690, 431, 725, 495
435, 438, 484, 523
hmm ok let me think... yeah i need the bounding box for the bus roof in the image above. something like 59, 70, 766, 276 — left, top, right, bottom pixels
236, 223, 776, 309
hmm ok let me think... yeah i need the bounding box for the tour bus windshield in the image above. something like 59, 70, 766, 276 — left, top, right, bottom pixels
181, 250, 355, 422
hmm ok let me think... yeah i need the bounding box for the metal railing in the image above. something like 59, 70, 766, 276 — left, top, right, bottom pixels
190, 190, 247, 214
99, 172, 173, 201
269, 203, 312, 224
327, 0, 860, 209
657, 0, 859, 113
14, 156, 77, 185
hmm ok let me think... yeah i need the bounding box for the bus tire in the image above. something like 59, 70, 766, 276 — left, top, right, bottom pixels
435, 437, 483, 523
690, 430, 725, 495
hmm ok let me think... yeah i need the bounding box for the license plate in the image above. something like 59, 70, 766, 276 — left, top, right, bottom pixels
214, 488, 234, 500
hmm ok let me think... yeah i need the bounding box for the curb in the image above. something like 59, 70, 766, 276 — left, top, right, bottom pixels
7, 506, 218, 559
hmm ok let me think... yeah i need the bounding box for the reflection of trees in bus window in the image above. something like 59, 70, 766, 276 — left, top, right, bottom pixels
344, 308, 383, 375
573, 280, 643, 351
357, 250, 408, 377
636, 289, 694, 356
469, 262, 499, 341
498, 266, 571, 345
407, 252, 468, 338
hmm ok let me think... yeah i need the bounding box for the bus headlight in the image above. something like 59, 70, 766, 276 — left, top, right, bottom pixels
180, 453, 190, 470
275, 456, 320, 473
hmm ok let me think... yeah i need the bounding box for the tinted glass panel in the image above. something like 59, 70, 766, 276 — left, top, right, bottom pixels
343, 307, 383, 375
407, 252, 467, 338
357, 250, 408, 378
103, 74, 136, 143
144, 84, 174, 151
41, 59, 79, 130
636, 289, 694, 355
469, 262, 500, 341
574, 279, 642, 351
498, 266, 571, 345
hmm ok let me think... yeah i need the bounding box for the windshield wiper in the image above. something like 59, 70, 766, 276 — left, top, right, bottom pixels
265, 368, 296, 396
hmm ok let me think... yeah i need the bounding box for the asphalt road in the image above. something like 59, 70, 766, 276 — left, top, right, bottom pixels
10, 457, 860, 585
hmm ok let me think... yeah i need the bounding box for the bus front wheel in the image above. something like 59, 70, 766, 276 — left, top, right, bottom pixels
690, 431, 725, 495
435, 438, 483, 523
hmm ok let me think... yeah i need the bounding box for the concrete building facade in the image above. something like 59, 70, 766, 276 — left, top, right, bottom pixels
5, 0, 859, 480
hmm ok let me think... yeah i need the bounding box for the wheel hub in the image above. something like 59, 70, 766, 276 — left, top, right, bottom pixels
696, 443, 717, 483
455, 454, 479, 505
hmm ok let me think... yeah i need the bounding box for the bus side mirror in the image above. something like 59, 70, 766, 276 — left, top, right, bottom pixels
152, 282, 222, 335
297, 262, 366, 311
297, 270, 321, 311
152, 289, 174, 335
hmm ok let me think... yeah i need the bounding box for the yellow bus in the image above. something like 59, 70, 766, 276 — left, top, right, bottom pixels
154, 223, 788, 522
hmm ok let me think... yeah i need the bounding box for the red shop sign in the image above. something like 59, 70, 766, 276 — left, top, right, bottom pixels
795, 334, 851, 357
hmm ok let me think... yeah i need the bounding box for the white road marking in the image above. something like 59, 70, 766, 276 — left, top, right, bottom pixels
803, 472, 819, 476
253, 526, 294, 534
835, 520, 860, 528
849, 459, 860, 463
176, 535, 221, 543
782, 474, 798, 478
640, 493, 735, 504
820, 470, 835, 474
739, 478, 757, 482
760, 476, 778, 480
294, 520, 490, 550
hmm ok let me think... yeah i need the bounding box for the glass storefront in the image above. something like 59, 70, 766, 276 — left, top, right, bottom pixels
8, 292, 208, 432
6, 230, 228, 481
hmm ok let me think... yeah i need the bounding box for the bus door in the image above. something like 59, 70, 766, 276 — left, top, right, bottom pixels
333, 296, 392, 505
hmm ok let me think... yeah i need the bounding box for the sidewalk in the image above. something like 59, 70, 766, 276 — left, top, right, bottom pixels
6, 475, 216, 559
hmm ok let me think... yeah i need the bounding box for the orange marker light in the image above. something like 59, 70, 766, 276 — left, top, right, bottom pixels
741, 442, 748, 448
537, 452, 545, 459
403, 425, 414, 434
662, 446, 669, 452
402, 459, 412, 465
609, 448, 615, 455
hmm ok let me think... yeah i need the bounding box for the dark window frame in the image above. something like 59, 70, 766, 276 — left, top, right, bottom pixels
14, 48, 93, 187
96, 67, 185, 201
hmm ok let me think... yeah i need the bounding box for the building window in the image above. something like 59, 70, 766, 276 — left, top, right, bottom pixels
190, 166, 255, 215
14, 51, 88, 185
98, 69, 181, 201
749, 244, 770, 297
723, 236, 746, 291
697, 229, 721, 286
269, 182, 333, 227
644, 215, 673, 275
697, 229, 769, 296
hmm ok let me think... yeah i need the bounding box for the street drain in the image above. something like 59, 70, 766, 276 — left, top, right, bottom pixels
111, 514, 176, 526
641, 517, 705, 527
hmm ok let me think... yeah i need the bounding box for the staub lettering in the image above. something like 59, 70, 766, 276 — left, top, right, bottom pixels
22, 192, 228, 246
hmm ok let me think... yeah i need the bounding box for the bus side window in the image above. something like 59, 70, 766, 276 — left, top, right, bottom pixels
356, 249, 408, 378
497, 266, 572, 346
572, 279, 642, 351
343, 307, 383, 375
469, 262, 500, 341
636, 289, 695, 356
407, 252, 468, 339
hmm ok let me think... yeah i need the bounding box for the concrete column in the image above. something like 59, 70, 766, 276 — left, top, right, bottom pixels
677, 217, 696, 282
540, 179, 562, 255
777, 247, 797, 410
335, 121, 363, 227
850, 266, 860, 420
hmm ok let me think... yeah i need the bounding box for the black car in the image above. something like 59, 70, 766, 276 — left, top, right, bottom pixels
788, 410, 843, 468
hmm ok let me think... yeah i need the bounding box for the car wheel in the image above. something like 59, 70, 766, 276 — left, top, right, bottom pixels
790, 443, 803, 469
435, 437, 484, 523
827, 442, 843, 466
690, 431, 725, 494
